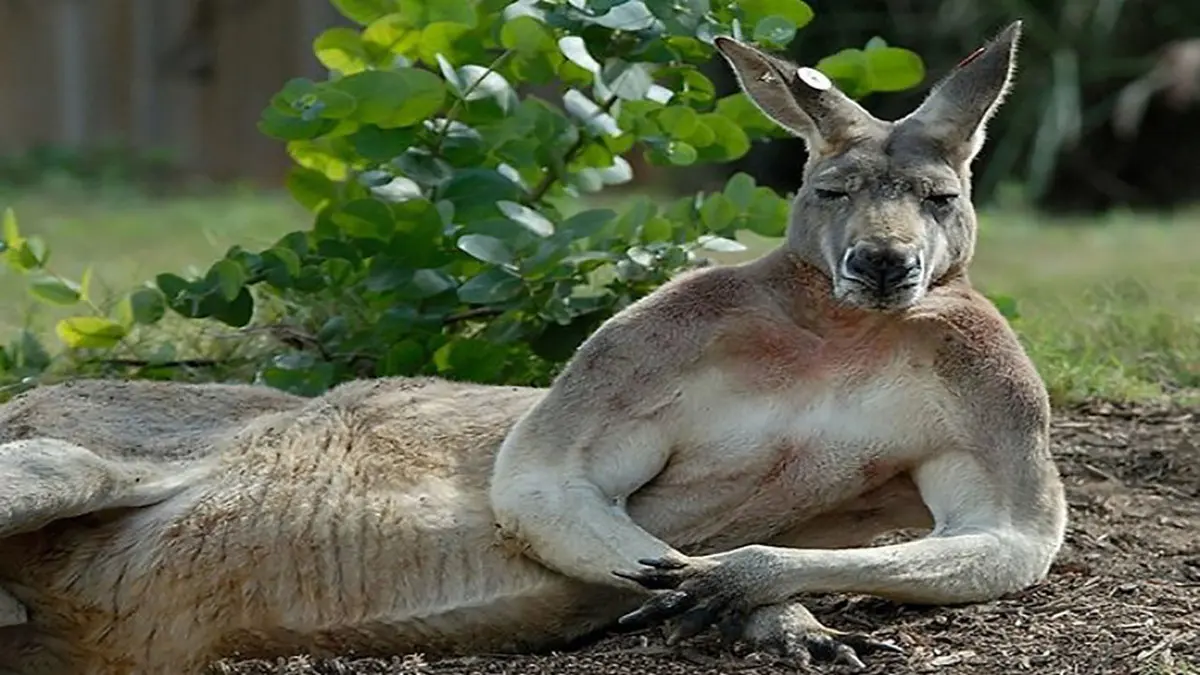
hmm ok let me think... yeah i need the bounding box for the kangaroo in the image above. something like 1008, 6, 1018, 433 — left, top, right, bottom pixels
0, 20, 1065, 674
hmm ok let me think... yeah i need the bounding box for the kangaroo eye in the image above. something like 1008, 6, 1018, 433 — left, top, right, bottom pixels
923, 194, 958, 208
815, 189, 849, 201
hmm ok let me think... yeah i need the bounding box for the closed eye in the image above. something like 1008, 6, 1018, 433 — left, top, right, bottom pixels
814, 188, 849, 201
923, 194, 958, 208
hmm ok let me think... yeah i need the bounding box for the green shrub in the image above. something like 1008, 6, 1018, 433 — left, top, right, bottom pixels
0, 0, 925, 397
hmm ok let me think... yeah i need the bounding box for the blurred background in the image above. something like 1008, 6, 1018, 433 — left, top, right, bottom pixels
0, 0, 1197, 402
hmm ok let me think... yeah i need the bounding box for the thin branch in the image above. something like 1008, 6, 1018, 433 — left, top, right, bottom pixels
430, 49, 515, 155
443, 307, 505, 324
529, 94, 620, 203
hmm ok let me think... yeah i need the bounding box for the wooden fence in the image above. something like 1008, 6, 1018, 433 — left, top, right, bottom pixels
0, 0, 350, 185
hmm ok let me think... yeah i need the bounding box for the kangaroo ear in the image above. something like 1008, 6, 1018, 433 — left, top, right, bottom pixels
713, 36, 878, 153
902, 20, 1023, 163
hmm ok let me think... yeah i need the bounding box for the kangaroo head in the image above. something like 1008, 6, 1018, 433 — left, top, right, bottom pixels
715, 21, 1022, 311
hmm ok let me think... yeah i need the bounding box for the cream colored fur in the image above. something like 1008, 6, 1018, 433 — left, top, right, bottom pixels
0, 20, 1065, 674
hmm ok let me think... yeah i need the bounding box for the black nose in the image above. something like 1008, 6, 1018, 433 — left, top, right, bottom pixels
843, 245, 920, 292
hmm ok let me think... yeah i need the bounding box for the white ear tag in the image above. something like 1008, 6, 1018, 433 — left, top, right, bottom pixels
796, 67, 832, 91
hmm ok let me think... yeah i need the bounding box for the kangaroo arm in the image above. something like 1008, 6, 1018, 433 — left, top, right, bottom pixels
490, 413, 683, 590
752, 450, 1066, 605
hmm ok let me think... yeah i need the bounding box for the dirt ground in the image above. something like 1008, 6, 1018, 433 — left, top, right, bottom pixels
213, 400, 1199, 675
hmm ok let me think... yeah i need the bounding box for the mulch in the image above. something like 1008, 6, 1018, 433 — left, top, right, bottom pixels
212, 400, 1200, 675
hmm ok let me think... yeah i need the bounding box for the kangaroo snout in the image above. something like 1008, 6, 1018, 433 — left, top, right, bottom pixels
839, 242, 923, 298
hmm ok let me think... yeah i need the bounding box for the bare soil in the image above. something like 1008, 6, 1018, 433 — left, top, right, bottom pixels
213, 401, 1199, 675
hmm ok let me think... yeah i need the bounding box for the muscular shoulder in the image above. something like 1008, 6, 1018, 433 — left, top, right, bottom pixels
911, 284, 1050, 441
539, 265, 767, 413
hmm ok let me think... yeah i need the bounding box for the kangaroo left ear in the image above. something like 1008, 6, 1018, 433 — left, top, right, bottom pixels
713, 35, 878, 154
900, 20, 1023, 163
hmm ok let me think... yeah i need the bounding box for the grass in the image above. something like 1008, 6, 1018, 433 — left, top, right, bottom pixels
1, 186, 1197, 406
0, 186, 303, 346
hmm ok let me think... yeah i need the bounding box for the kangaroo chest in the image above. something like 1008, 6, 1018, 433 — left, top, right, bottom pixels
626, 357, 945, 552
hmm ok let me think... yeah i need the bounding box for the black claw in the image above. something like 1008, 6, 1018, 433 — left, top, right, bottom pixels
618, 590, 695, 628
841, 633, 906, 656
637, 557, 688, 570
611, 569, 682, 590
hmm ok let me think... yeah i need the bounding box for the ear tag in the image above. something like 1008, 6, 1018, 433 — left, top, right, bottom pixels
796, 67, 831, 91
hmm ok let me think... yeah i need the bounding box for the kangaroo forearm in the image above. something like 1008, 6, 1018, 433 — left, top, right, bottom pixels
495, 483, 681, 589
758, 529, 1054, 605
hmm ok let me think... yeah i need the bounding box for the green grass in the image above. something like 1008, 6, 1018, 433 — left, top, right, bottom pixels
1, 187, 1197, 406
0, 187, 304, 338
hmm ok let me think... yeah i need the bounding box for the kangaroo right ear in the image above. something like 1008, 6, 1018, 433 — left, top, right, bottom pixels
713, 36, 877, 153
901, 20, 1022, 163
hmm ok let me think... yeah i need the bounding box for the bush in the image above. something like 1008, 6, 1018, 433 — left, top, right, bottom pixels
0, 0, 925, 397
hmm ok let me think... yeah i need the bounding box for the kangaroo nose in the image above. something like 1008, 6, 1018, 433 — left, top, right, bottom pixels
842, 244, 921, 292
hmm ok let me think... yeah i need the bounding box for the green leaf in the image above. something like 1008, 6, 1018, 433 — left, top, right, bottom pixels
700, 194, 739, 231
399, 269, 458, 300
441, 169, 524, 220
560, 208, 617, 240
498, 201, 555, 237
331, 0, 396, 25
603, 61, 654, 101
753, 16, 797, 47
2, 207, 18, 241
55, 316, 127, 350
588, 1, 658, 31
400, 0, 477, 28
314, 27, 370, 74
641, 217, 673, 243
210, 286, 255, 328
156, 272, 192, 305
362, 13, 421, 56
286, 166, 339, 211
457, 267, 524, 304
864, 47, 925, 92
557, 36, 601, 74
1, 207, 21, 259
210, 259, 246, 302
417, 22, 477, 66
817, 44, 925, 98
432, 338, 508, 382
502, 16, 557, 54
350, 125, 418, 161
258, 107, 338, 141
694, 114, 751, 162
259, 353, 336, 397
665, 141, 697, 166
656, 106, 699, 139
738, 0, 813, 30
457, 233, 515, 266
865, 36, 889, 51
27, 272, 81, 305
745, 187, 790, 237
333, 198, 395, 240
380, 339, 427, 376
123, 287, 167, 325
332, 69, 446, 128
714, 93, 780, 138
724, 172, 757, 209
